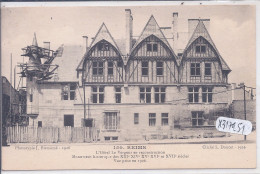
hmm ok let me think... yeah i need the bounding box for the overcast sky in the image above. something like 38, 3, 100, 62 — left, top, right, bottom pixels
1, 5, 256, 88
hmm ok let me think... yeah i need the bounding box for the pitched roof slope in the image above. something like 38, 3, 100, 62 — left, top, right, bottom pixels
48, 44, 84, 82
77, 23, 123, 70
130, 15, 178, 63
182, 20, 231, 71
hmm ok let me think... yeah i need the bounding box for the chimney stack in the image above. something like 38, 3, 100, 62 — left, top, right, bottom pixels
43, 42, 50, 50
43, 42, 50, 55
172, 12, 178, 53
125, 9, 133, 55
83, 36, 88, 52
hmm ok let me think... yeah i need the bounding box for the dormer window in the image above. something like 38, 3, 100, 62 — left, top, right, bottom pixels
195, 45, 206, 53
147, 43, 158, 52
97, 42, 109, 51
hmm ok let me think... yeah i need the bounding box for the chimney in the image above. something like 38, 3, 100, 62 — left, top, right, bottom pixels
43, 42, 50, 56
125, 9, 133, 55
172, 12, 178, 53
43, 42, 50, 50
82, 36, 88, 52
188, 18, 210, 38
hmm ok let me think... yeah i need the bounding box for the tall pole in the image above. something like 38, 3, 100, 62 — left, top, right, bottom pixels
14, 66, 16, 89
10, 54, 12, 124
88, 98, 90, 119
243, 84, 247, 141
83, 76, 86, 124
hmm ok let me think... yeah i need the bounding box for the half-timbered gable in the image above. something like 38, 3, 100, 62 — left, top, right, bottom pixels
179, 20, 231, 84
126, 16, 178, 84
79, 23, 124, 84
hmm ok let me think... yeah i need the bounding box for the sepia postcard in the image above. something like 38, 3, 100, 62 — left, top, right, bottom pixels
0, 3, 257, 171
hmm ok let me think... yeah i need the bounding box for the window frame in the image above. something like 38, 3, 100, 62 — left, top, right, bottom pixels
104, 112, 118, 130
195, 45, 206, 53
92, 61, 104, 76
191, 111, 204, 127
62, 84, 76, 101
92, 86, 104, 103
154, 87, 166, 103
134, 113, 139, 125
149, 113, 156, 126
161, 113, 169, 126
188, 87, 199, 103
202, 86, 213, 103
205, 63, 212, 76
156, 61, 164, 76
147, 43, 158, 52
107, 61, 114, 75
140, 87, 151, 103
142, 61, 149, 76
97, 42, 109, 51
190, 63, 201, 76
115, 87, 121, 103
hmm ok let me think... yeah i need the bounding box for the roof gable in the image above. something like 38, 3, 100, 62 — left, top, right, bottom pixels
77, 23, 122, 70
130, 15, 177, 61
182, 20, 231, 71
89, 23, 121, 55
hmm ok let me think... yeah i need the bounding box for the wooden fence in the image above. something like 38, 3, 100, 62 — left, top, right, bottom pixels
6, 126, 100, 143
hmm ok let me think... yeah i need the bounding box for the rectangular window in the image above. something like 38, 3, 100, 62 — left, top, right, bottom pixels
149, 113, 156, 126
97, 42, 109, 51
192, 111, 204, 126
93, 61, 103, 75
202, 87, 213, 103
147, 43, 152, 51
134, 113, 139, 125
205, 63, 212, 76
69, 84, 76, 100
156, 61, 163, 76
38, 121, 42, 127
115, 87, 121, 103
147, 43, 158, 52
188, 87, 199, 103
140, 87, 151, 103
195, 45, 206, 53
161, 113, 168, 126
108, 62, 113, 75
30, 94, 33, 102
153, 44, 158, 52
104, 112, 117, 130
191, 63, 200, 76
64, 115, 74, 127
62, 84, 76, 100
142, 61, 149, 76
104, 137, 110, 141
92, 86, 104, 103
154, 87, 166, 103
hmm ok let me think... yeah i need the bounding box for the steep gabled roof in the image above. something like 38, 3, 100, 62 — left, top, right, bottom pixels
181, 20, 231, 71
129, 15, 178, 64
77, 23, 122, 70
89, 23, 122, 54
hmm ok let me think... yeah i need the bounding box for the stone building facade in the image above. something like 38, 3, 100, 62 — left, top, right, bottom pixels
26, 9, 248, 141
